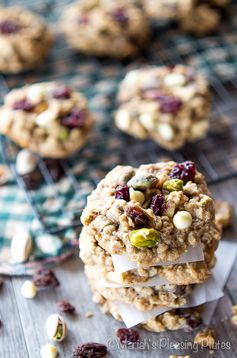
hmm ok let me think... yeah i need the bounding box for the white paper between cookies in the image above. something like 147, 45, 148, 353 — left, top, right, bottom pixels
112, 242, 204, 273
113, 241, 237, 328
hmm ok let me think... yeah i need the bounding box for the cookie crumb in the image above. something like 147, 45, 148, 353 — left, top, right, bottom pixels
194, 328, 216, 349
85, 311, 94, 318
231, 305, 237, 326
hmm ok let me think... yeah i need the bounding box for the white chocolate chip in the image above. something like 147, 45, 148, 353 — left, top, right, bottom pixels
164, 73, 186, 87
40, 343, 58, 358
139, 113, 156, 131
124, 70, 140, 86
11, 230, 32, 263
36, 110, 57, 128
173, 85, 197, 101
21, 280, 37, 299
27, 83, 45, 104
115, 110, 131, 131
173, 211, 192, 229
16, 149, 38, 175
129, 187, 145, 205
36, 234, 63, 256
158, 123, 174, 140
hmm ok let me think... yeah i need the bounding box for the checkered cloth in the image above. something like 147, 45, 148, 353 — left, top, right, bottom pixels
1, 0, 237, 275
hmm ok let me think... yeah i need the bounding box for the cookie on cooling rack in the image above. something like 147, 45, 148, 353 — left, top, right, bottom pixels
0, 7, 53, 73
0, 82, 93, 158
61, 0, 150, 59
115, 65, 211, 150
80, 161, 221, 267
142, 0, 229, 35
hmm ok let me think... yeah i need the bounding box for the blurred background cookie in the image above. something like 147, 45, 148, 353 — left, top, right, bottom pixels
0, 82, 93, 158
61, 0, 150, 59
115, 65, 211, 150
0, 6, 53, 73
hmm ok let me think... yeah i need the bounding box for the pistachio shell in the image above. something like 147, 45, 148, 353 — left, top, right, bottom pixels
46, 314, 67, 342
16, 149, 38, 175
11, 230, 32, 263
36, 234, 63, 256
128, 174, 157, 190
129, 228, 160, 248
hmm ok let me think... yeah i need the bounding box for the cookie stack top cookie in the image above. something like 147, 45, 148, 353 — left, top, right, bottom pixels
80, 161, 221, 332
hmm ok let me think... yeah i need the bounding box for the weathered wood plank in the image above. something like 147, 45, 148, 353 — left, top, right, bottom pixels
0, 278, 29, 358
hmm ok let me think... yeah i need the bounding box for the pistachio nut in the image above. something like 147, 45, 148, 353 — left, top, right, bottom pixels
40, 343, 58, 358
129, 228, 159, 248
11, 230, 32, 263
21, 280, 37, 299
129, 187, 145, 205
46, 314, 67, 342
58, 128, 69, 141
163, 179, 183, 192
128, 174, 157, 190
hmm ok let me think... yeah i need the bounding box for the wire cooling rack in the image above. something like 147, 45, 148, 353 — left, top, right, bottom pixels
1, 1, 237, 234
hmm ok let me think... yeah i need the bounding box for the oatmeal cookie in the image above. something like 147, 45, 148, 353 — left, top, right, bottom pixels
142, 0, 230, 35
0, 7, 52, 73
214, 200, 233, 230
81, 161, 221, 267
92, 287, 204, 332
85, 264, 194, 310
115, 65, 210, 150
61, 0, 150, 59
80, 227, 218, 285
0, 82, 93, 158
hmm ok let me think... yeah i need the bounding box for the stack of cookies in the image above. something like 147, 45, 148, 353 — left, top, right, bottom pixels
80, 161, 221, 332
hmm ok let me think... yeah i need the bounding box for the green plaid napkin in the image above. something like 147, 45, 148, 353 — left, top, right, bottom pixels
1, 0, 237, 275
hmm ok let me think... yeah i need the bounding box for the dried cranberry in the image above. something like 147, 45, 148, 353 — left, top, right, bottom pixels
169, 161, 196, 183
183, 313, 202, 331
21, 170, 42, 190
111, 9, 129, 27
127, 206, 149, 228
12, 99, 34, 112
78, 14, 89, 25
53, 87, 71, 99
115, 185, 129, 201
116, 328, 139, 344
44, 159, 64, 181
0, 20, 21, 34
62, 108, 86, 128
149, 194, 165, 216
143, 90, 182, 115
57, 300, 76, 314
33, 269, 60, 288
72, 343, 107, 357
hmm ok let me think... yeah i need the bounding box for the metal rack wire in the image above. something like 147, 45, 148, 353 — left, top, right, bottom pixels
1, 10, 237, 234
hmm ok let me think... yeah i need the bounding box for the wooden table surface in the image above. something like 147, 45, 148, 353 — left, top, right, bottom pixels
1, 178, 237, 358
